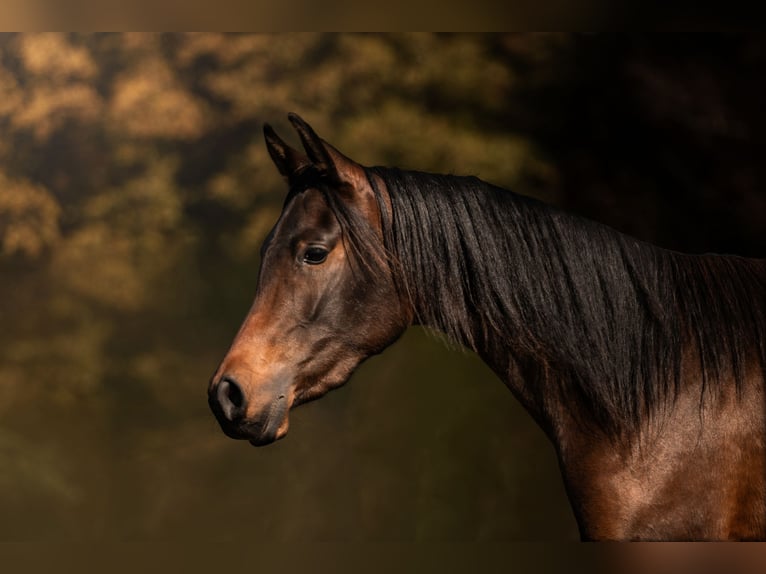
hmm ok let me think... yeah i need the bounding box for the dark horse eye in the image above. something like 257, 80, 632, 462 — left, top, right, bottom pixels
302, 246, 329, 265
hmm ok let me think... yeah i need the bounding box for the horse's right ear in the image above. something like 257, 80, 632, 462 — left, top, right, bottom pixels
263, 123, 310, 181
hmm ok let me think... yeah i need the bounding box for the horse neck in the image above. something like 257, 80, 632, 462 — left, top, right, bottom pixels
383, 184, 601, 432
378, 169, 766, 538
377, 165, 764, 431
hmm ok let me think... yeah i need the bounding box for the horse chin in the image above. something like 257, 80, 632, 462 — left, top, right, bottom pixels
248, 433, 282, 447
248, 415, 290, 447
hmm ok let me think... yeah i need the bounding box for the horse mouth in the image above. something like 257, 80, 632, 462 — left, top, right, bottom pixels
211, 393, 290, 446
218, 416, 286, 446
243, 406, 289, 446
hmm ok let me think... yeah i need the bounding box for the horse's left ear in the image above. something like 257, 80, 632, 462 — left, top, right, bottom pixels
287, 113, 367, 192
264, 123, 311, 183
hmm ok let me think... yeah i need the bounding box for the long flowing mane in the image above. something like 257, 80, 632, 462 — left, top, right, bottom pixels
348, 166, 766, 435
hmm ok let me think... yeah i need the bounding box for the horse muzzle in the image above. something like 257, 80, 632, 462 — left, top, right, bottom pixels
208, 375, 291, 446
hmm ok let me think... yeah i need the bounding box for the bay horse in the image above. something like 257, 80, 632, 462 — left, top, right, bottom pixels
208, 113, 766, 540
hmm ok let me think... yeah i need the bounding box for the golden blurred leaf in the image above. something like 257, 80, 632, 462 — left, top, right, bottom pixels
110, 57, 208, 140
0, 65, 23, 119
202, 34, 323, 120
53, 224, 147, 311
11, 83, 103, 139
0, 172, 61, 258
85, 158, 182, 232
341, 101, 545, 188
53, 159, 185, 311
17, 33, 97, 81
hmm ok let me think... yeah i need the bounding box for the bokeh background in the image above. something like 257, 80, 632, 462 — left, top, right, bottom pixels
1, 33, 764, 541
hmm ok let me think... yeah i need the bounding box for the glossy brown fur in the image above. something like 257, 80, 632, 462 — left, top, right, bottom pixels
208, 114, 765, 540
546, 355, 765, 540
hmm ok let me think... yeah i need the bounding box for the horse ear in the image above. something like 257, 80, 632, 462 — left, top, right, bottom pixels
287, 113, 366, 189
263, 123, 310, 180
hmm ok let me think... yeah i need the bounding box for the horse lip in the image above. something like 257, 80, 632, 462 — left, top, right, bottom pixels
244, 419, 285, 446
243, 394, 290, 446
248, 432, 285, 447
211, 407, 282, 443
248, 435, 274, 446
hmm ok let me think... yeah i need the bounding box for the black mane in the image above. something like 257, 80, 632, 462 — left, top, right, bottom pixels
355, 166, 766, 435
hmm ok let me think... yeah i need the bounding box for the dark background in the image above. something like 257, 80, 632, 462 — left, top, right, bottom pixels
0, 33, 763, 541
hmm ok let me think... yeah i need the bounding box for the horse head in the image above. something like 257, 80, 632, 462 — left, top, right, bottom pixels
208, 114, 411, 445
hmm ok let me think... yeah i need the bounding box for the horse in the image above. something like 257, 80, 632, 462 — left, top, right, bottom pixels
208, 113, 766, 541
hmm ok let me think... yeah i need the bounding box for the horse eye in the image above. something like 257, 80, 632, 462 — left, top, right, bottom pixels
302, 246, 328, 265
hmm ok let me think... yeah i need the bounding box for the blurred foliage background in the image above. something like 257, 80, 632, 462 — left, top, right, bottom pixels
0, 33, 763, 541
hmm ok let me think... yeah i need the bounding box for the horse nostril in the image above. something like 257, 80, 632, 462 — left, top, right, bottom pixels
217, 377, 246, 422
